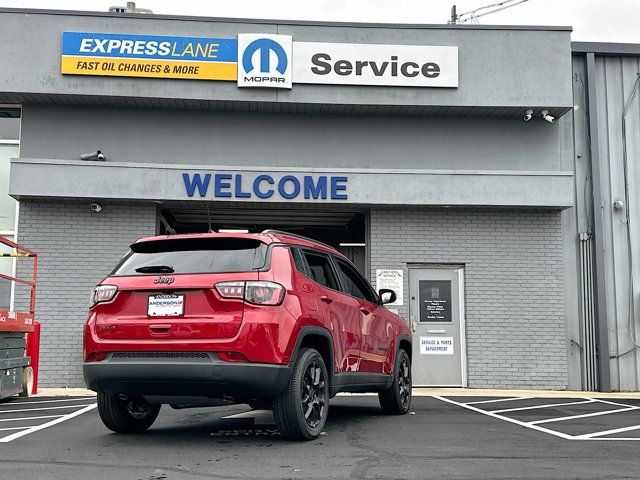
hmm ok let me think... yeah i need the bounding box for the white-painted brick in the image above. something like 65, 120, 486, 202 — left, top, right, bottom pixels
370, 207, 567, 390
15, 201, 156, 387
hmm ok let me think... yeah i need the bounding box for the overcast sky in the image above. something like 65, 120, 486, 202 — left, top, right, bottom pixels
0, 0, 638, 43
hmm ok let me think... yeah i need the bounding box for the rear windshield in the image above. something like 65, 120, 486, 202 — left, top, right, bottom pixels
111, 238, 268, 276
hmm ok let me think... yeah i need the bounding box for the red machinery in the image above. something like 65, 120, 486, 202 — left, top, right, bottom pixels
0, 237, 38, 399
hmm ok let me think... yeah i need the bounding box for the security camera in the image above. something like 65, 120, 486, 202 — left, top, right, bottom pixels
90, 203, 103, 213
541, 110, 555, 124
80, 150, 105, 161
523, 109, 533, 122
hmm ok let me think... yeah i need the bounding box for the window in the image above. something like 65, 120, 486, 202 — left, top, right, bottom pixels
291, 247, 309, 276
111, 238, 268, 275
0, 108, 21, 311
300, 250, 339, 290
335, 258, 378, 304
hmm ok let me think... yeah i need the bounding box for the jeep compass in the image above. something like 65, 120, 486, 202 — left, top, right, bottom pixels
83, 230, 412, 440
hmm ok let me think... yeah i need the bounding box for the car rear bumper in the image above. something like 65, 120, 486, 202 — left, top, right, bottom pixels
83, 352, 290, 400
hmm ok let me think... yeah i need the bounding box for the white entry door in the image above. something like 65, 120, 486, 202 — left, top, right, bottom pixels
409, 266, 466, 386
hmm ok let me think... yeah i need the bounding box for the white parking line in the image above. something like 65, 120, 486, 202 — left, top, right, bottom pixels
0, 426, 35, 431
0, 415, 63, 422
0, 404, 97, 443
465, 397, 534, 405
0, 404, 95, 414
435, 396, 640, 441
530, 406, 640, 425
577, 423, 640, 439
433, 395, 576, 440
0, 397, 94, 406
491, 399, 595, 414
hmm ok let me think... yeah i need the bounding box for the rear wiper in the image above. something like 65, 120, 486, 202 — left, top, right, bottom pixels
135, 265, 175, 273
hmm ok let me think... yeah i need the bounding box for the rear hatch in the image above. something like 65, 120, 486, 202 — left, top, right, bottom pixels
93, 236, 268, 341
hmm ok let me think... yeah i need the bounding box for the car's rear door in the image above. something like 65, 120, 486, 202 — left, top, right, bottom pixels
297, 248, 362, 374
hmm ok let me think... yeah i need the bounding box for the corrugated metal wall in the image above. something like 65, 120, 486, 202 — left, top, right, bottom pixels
574, 52, 640, 391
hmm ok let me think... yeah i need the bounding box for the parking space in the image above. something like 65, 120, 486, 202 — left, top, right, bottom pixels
437, 395, 640, 441
1, 394, 640, 479
0, 396, 96, 443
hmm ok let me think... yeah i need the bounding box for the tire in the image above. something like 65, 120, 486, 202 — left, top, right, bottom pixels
379, 349, 412, 415
97, 393, 161, 433
19, 366, 33, 397
273, 348, 329, 440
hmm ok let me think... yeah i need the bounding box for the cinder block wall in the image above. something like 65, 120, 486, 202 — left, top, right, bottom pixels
370, 207, 567, 390
16, 201, 157, 387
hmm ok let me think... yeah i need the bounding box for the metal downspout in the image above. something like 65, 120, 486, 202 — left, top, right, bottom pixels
585, 52, 611, 392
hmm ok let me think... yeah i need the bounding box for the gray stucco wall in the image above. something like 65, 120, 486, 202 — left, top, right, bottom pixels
20, 105, 566, 172
16, 201, 156, 387
0, 9, 573, 111
370, 207, 567, 389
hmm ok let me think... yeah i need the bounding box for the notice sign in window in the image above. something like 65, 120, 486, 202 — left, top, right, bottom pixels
419, 280, 452, 322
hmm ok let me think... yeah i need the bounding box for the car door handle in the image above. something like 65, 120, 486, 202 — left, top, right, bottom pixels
360, 307, 371, 315
320, 295, 334, 304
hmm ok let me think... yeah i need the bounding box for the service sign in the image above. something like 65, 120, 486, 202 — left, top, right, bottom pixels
293, 42, 458, 87
61, 32, 238, 80
61, 32, 458, 89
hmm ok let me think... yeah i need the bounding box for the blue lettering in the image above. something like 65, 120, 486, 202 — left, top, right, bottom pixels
183, 173, 211, 197
214, 173, 232, 197
253, 174, 274, 199
330, 176, 348, 200
234, 174, 251, 198
278, 175, 301, 200
303, 176, 328, 199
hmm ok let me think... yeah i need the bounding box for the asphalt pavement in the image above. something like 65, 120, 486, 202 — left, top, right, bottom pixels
1, 394, 640, 479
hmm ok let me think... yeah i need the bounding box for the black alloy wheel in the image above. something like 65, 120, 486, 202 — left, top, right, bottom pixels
273, 347, 330, 440
379, 348, 412, 415
301, 359, 328, 428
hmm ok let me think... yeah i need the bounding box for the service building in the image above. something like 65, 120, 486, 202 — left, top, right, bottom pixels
0, 8, 638, 392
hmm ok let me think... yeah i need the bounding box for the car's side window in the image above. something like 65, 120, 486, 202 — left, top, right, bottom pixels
291, 247, 310, 276
335, 258, 378, 304
300, 250, 339, 290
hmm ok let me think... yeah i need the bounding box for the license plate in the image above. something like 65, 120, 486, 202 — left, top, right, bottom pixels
147, 294, 184, 317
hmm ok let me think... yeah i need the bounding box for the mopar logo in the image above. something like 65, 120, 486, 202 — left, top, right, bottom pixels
242, 38, 288, 75
154, 277, 174, 285
237, 34, 292, 89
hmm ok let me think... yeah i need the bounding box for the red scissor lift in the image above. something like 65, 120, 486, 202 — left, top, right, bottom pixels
0, 237, 38, 400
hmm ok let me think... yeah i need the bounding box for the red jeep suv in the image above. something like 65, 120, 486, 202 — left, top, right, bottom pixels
83, 230, 412, 440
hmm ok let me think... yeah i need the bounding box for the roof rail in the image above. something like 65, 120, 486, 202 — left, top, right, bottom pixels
261, 229, 336, 251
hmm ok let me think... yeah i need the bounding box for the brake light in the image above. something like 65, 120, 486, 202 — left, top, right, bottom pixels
90, 285, 118, 307
215, 281, 285, 306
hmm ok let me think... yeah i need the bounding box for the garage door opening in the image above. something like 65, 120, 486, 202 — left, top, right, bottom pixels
158, 203, 368, 274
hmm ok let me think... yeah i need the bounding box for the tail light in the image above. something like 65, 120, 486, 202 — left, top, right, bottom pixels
90, 285, 118, 307
215, 281, 285, 306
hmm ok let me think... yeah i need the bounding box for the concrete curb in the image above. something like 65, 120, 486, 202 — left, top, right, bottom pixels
34, 388, 96, 397
411, 387, 640, 399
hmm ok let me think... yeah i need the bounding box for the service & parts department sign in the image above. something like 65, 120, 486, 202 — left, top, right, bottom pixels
61, 31, 457, 88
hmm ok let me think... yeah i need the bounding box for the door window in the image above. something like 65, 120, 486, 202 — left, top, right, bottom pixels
419, 280, 452, 322
300, 251, 339, 290
335, 259, 378, 304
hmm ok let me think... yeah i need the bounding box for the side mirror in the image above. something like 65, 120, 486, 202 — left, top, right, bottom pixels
379, 289, 397, 305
